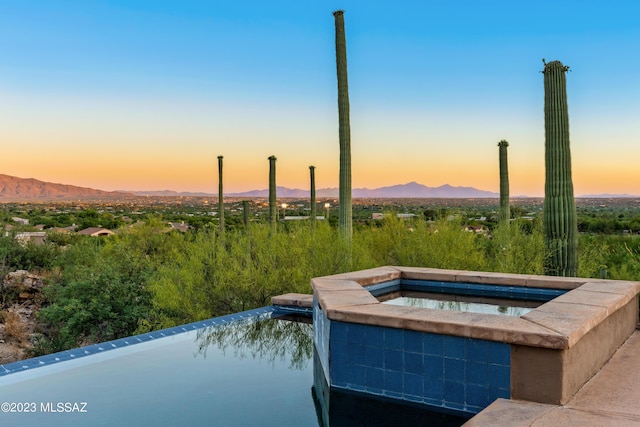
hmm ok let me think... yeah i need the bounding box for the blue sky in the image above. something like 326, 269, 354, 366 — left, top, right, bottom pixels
1, 1, 639, 195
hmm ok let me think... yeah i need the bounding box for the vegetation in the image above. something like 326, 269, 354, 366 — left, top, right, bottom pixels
542, 59, 578, 277
1, 198, 639, 359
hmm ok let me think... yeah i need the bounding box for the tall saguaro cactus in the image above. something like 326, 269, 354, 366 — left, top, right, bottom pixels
217, 155, 224, 234
497, 140, 510, 224
542, 60, 578, 277
243, 200, 250, 230
309, 165, 316, 229
268, 155, 277, 232
333, 10, 352, 243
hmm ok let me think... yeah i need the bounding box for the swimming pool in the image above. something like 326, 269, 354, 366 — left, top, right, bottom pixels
0, 308, 318, 426
0, 306, 469, 426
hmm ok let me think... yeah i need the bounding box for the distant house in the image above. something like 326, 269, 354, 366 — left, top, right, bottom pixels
77, 227, 115, 237
463, 225, 489, 235
12, 217, 29, 226
14, 232, 47, 246
372, 213, 417, 220
169, 222, 190, 233
282, 216, 309, 221
51, 224, 78, 234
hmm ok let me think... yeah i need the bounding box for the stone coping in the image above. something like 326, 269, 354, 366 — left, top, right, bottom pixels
271, 293, 314, 308
311, 267, 640, 350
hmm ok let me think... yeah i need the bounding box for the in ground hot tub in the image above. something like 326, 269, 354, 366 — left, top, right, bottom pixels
311, 267, 640, 415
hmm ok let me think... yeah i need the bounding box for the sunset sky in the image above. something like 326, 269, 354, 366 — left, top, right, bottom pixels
1, 1, 639, 196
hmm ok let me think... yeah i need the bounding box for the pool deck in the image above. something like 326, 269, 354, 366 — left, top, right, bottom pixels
465, 329, 640, 426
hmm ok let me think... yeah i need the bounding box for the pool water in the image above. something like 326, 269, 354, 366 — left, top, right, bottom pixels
380, 291, 541, 316
0, 311, 316, 427
0, 308, 470, 426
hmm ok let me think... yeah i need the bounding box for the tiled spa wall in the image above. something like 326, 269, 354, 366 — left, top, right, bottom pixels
314, 300, 510, 414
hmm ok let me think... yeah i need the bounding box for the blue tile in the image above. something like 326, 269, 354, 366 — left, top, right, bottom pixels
331, 358, 349, 384
466, 361, 488, 386
385, 349, 403, 372
365, 346, 384, 368
347, 343, 365, 366
347, 323, 367, 345
488, 364, 510, 390
444, 381, 465, 405
424, 354, 444, 380
348, 364, 366, 385
330, 340, 348, 364
466, 384, 488, 408
487, 341, 510, 366
332, 378, 348, 389
384, 328, 403, 350
490, 387, 510, 400
424, 378, 444, 400
404, 352, 423, 375
348, 382, 366, 393
443, 336, 466, 359
444, 358, 465, 383
424, 333, 444, 356
424, 396, 444, 408
465, 404, 485, 415
366, 367, 384, 391
466, 338, 487, 361
403, 330, 423, 354
366, 327, 384, 348
385, 389, 404, 399
444, 401, 466, 413
331, 321, 348, 342
404, 393, 423, 404
404, 372, 423, 398
385, 369, 403, 394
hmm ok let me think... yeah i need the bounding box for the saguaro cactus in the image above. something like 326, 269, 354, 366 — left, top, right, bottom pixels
542, 60, 578, 277
309, 165, 316, 229
243, 200, 250, 230
333, 10, 352, 243
498, 140, 510, 224
217, 155, 224, 233
268, 155, 277, 232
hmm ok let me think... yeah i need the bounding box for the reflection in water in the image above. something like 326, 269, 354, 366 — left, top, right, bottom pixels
195, 313, 313, 370
380, 291, 540, 316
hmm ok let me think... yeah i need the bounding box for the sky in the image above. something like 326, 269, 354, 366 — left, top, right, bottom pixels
1, 1, 639, 196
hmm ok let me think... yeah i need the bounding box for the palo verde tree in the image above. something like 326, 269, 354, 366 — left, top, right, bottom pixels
217, 155, 224, 234
333, 10, 352, 243
542, 59, 578, 276
498, 140, 510, 224
269, 155, 277, 232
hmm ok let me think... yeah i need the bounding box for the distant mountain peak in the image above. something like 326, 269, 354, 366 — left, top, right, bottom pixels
0, 174, 133, 200
225, 181, 498, 198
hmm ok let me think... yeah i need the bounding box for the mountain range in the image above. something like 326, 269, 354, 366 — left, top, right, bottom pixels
0, 174, 132, 200
1, 174, 637, 200
215, 182, 500, 198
